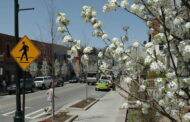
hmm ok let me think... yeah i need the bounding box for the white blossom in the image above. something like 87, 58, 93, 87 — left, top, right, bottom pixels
123, 77, 132, 84
142, 108, 148, 114
185, 22, 190, 29
130, 4, 139, 13
98, 52, 103, 58
166, 72, 175, 79
154, 33, 165, 43
120, 0, 129, 8
132, 41, 140, 48
56, 12, 69, 26
102, 33, 108, 40
57, 26, 65, 33
120, 102, 129, 109
62, 35, 72, 43
183, 45, 190, 60
179, 90, 185, 96
103, 5, 110, 12
183, 113, 190, 121
173, 17, 183, 25
159, 100, 165, 106
150, 61, 166, 73
70, 47, 78, 55
139, 85, 146, 92
144, 55, 153, 64
178, 101, 185, 108
168, 81, 178, 91
145, 42, 153, 48
136, 100, 142, 106
166, 91, 174, 98
83, 47, 93, 54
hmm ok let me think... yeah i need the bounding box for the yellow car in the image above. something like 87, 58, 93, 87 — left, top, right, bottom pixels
95, 80, 111, 91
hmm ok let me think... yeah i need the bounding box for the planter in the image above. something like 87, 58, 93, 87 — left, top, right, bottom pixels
38, 111, 72, 122
69, 97, 98, 111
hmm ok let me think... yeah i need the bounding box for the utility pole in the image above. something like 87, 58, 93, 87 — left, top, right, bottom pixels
14, 1, 34, 122
14, 0, 23, 122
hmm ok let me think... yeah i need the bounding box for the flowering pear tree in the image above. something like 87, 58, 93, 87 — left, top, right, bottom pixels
28, 62, 38, 77
54, 59, 61, 76
56, 13, 93, 76
56, 0, 190, 121
61, 62, 67, 76
41, 60, 50, 76
79, 1, 190, 121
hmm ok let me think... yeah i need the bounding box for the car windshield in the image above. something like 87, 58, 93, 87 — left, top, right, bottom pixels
87, 73, 96, 77
20, 78, 32, 82
98, 80, 107, 83
101, 76, 111, 80
34, 78, 43, 81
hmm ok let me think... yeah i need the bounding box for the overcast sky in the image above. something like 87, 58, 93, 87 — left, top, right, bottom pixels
0, 0, 147, 48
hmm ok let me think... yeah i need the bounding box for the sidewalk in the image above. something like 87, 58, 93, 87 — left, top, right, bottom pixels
72, 90, 127, 122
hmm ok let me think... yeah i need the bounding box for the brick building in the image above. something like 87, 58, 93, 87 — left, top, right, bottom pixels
0, 33, 69, 85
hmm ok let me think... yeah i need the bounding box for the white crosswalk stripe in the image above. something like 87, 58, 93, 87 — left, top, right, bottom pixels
2, 107, 48, 120
25, 108, 46, 119
2, 110, 15, 116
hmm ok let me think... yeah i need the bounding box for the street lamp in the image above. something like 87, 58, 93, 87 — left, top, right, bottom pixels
14, 0, 34, 122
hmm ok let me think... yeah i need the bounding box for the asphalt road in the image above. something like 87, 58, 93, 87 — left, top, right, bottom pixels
0, 83, 107, 122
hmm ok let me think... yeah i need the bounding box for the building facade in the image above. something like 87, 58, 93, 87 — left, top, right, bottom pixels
0, 33, 69, 86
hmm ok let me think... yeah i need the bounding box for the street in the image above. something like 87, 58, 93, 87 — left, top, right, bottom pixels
0, 83, 107, 122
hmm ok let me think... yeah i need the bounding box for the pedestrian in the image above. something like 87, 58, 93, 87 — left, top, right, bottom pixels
2, 78, 7, 91
44, 83, 59, 114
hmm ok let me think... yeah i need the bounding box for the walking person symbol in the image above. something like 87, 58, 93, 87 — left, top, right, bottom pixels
19, 41, 29, 61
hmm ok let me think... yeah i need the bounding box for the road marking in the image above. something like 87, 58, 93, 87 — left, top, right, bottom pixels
2, 110, 15, 116
26, 111, 46, 119
25, 108, 48, 119
0, 84, 84, 110
2, 106, 32, 117
25, 108, 43, 117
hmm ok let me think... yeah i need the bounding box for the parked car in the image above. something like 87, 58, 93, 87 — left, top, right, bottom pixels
69, 76, 80, 83
95, 80, 110, 91
55, 77, 64, 87
34, 76, 53, 89
99, 75, 113, 88
79, 75, 86, 83
86, 72, 99, 85
7, 78, 35, 94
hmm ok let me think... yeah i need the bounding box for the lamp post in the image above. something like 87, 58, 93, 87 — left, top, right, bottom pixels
14, 0, 34, 122
14, 1, 23, 122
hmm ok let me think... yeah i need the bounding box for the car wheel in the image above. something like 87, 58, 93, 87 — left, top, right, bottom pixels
49, 83, 52, 88
8, 91, 12, 95
42, 84, 46, 90
87, 83, 90, 85
31, 86, 35, 92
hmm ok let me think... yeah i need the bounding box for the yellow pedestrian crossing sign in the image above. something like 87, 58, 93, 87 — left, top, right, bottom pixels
11, 36, 41, 71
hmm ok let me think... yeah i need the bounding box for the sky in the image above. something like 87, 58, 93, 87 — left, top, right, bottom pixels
0, 0, 148, 49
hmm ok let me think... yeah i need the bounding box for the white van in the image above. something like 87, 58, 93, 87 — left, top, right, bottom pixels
34, 76, 53, 89
86, 72, 99, 85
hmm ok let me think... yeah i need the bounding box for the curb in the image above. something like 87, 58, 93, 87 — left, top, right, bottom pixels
83, 99, 99, 110
69, 99, 99, 111
0, 92, 8, 96
65, 114, 78, 122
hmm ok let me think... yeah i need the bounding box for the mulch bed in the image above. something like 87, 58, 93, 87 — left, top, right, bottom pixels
38, 112, 71, 122
70, 97, 96, 108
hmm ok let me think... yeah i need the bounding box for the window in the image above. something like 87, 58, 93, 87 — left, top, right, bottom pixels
6, 45, 10, 58
159, 43, 164, 50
